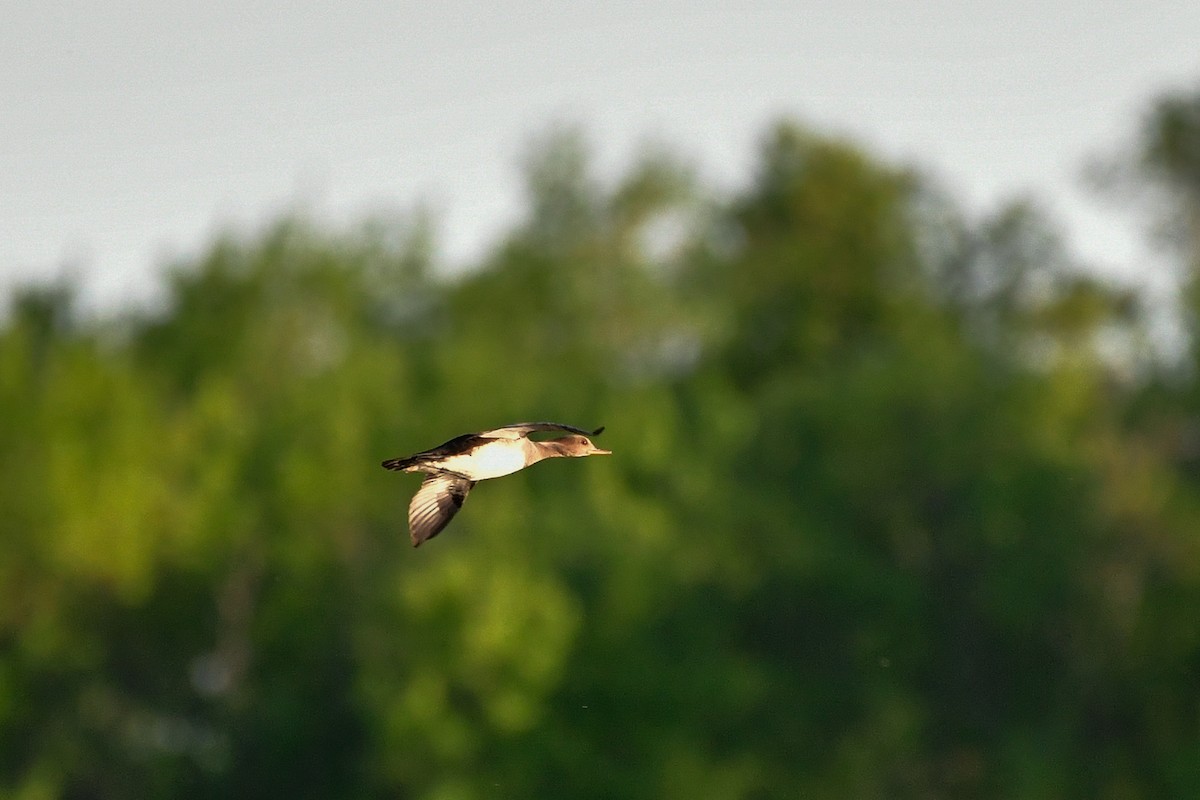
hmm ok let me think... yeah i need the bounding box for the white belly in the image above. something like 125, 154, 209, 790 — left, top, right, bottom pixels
439, 440, 529, 480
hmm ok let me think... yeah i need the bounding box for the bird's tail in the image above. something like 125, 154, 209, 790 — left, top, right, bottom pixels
381, 456, 418, 472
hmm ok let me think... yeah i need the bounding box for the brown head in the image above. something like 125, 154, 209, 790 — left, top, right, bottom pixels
541, 434, 612, 458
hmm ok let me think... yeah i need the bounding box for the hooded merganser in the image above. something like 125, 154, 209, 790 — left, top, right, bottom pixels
382, 422, 610, 546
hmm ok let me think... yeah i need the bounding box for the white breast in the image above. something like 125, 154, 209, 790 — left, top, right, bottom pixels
439, 440, 530, 480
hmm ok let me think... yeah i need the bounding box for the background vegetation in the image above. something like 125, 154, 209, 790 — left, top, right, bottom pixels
3, 84, 1200, 799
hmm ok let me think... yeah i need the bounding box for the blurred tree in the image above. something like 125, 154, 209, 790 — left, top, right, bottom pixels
0, 103, 1198, 800
1139, 86, 1200, 249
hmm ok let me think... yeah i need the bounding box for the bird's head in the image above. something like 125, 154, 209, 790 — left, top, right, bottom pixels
547, 433, 612, 457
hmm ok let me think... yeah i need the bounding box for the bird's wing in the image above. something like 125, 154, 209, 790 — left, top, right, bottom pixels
479, 422, 605, 439
408, 473, 475, 547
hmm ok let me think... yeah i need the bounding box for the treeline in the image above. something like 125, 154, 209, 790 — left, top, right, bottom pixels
2, 89, 1200, 799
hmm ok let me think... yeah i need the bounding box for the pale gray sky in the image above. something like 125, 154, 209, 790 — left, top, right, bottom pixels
3, 2, 1198, 311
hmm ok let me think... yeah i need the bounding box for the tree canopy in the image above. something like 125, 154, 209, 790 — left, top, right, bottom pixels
2, 93, 1200, 799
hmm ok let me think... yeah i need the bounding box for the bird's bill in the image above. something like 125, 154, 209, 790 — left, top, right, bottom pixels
589, 446, 612, 455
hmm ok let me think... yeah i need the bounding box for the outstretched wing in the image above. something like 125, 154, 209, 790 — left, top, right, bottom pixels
479, 422, 605, 439
408, 473, 475, 547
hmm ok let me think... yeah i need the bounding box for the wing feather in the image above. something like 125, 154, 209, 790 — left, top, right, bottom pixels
407, 474, 475, 546
480, 422, 605, 439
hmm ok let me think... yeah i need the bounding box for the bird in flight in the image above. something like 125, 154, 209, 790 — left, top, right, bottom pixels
382, 422, 610, 546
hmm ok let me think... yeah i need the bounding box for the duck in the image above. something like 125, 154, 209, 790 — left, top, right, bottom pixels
382, 422, 610, 546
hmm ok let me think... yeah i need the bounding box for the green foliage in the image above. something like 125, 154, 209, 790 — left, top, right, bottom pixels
2, 110, 1199, 800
